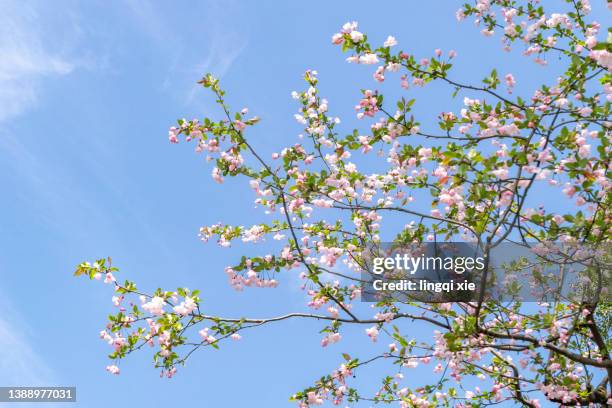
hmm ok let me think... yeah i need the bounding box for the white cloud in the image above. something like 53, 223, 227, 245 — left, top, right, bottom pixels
0, 1, 77, 122
0, 288, 55, 386
191, 0, 248, 80
185, 31, 247, 105
193, 29, 247, 79
124, 0, 248, 105
0, 320, 55, 386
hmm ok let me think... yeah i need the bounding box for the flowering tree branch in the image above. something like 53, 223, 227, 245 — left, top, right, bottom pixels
76, 0, 611, 406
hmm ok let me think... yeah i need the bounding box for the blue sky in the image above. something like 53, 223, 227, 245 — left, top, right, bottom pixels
0, 1, 607, 407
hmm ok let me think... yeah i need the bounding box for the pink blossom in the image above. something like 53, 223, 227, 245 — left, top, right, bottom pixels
491, 167, 509, 179
589, 50, 612, 69
383, 35, 397, 47
198, 328, 217, 344
321, 332, 341, 347
168, 127, 179, 144
173, 296, 197, 316
373, 66, 385, 83
365, 326, 379, 342
142, 296, 166, 316
234, 120, 246, 131
578, 144, 591, 158
306, 391, 323, 405
349, 30, 364, 42
417, 147, 432, 161
106, 365, 120, 375
585, 36, 597, 49
211, 167, 224, 184
562, 183, 576, 198
359, 53, 379, 65
341, 21, 358, 33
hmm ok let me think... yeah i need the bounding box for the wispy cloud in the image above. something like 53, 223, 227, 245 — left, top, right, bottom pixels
125, 0, 248, 106
192, 11, 247, 80
0, 288, 55, 386
186, 30, 247, 104
0, 1, 79, 122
